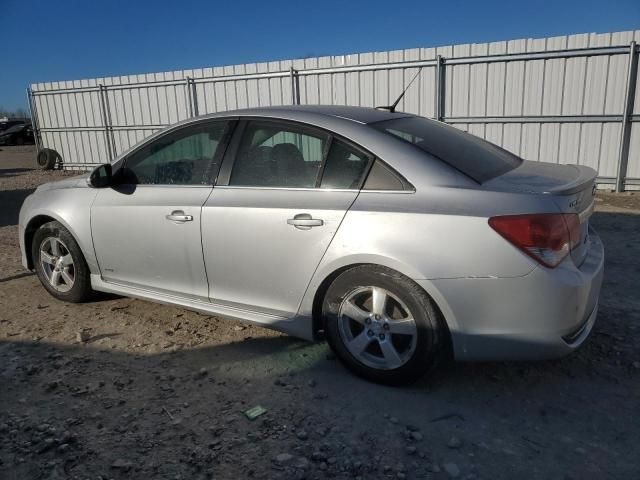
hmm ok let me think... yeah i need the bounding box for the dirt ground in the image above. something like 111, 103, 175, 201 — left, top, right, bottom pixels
1, 145, 638, 480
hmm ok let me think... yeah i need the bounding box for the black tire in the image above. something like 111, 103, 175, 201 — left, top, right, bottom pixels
16, 136, 24, 146
36, 148, 59, 170
323, 265, 445, 385
32, 221, 93, 303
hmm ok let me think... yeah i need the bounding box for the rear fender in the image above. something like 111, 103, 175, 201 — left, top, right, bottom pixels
298, 253, 460, 338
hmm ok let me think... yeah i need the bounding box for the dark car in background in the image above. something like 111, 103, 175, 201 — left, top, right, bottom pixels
0, 119, 27, 132
0, 123, 34, 145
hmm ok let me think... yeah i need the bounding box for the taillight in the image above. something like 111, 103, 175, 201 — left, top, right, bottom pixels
488, 213, 581, 268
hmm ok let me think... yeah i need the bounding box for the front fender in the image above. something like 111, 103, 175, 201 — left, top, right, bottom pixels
19, 188, 99, 273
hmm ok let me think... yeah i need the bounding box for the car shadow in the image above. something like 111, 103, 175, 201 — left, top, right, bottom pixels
0, 272, 35, 283
0, 188, 35, 228
0, 168, 33, 177
1, 319, 638, 478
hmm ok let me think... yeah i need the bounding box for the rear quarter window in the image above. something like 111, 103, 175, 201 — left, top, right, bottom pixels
371, 117, 522, 183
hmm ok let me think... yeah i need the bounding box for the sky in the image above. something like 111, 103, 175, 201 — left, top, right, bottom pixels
1, 0, 639, 112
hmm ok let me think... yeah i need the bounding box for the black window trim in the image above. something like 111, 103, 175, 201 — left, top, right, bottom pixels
315, 134, 334, 188
116, 117, 237, 187
110, 115, 415, 192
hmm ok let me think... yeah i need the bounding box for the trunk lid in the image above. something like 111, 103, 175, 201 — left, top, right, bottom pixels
484, 160, 597, 266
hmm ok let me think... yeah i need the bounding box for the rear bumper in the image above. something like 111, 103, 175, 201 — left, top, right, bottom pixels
420, 226, 604, 361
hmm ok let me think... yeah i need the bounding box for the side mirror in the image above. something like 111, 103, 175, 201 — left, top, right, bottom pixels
88, 163, 112, 188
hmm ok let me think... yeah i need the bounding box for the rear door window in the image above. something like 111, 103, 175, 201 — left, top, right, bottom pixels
320, 139, 371, 189
230, 121, 328, 188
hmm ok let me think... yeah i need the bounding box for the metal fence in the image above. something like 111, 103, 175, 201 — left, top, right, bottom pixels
28, 30, 640, 190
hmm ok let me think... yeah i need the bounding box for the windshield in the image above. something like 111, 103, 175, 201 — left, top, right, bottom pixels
371, 117, 522, 183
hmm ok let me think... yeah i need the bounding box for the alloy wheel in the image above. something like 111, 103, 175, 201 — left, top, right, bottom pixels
39, 237, 75, 293
338, 286, 418, 370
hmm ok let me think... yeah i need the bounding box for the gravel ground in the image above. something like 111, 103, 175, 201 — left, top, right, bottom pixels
1, 146, 639, 479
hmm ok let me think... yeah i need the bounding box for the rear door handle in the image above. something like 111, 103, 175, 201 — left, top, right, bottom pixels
166, 210, 193, 223
287, 213, 324, 230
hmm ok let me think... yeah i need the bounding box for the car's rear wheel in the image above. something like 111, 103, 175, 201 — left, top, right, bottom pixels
16, 136, 24, 145
323, 265, 445, 385
32, 221, 93, 303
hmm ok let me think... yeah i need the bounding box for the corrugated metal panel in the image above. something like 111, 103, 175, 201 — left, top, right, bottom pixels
627, 124, 640, 178
486, 41, 507, 117
521, 123, 541, 160
30, 30, 640, 187
600, 123, 623, 177
469, 43, 489, 117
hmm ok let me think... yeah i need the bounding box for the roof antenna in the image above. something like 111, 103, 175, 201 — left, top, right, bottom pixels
376, 67, 423, 113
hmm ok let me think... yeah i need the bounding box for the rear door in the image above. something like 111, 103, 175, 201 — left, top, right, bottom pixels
202, 119, 372, 316
91, 120, 232, 300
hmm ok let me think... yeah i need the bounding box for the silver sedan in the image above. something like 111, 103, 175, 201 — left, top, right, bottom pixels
19, 106, 604, 384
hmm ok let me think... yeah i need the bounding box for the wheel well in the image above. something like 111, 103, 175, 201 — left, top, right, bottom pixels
312, 264, 365, 339
311, 263, 453, 355
24, 215, 57, 269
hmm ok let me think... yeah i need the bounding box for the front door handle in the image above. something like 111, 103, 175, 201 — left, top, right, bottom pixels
287, 213, 324, 230
166, 210, 193, 223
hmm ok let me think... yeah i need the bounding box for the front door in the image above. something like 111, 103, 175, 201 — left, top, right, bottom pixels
202, 119, 372, 316
91, 120, 231, 300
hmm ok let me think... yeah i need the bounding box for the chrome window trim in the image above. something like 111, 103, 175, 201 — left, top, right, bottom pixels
215, 185, 358, 193
214, 185, 414, 194
359, 189, 416, 194
113, 184, 214, 189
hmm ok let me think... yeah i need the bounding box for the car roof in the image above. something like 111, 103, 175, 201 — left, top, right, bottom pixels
220, 105, 413, 125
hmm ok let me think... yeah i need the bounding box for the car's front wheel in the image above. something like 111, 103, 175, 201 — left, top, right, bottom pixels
323, 265, 446, 385
32, 221, 93, 303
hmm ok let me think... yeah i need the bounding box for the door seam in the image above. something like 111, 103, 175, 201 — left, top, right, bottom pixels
294, 189, 364, 315
200, 186, 216, 302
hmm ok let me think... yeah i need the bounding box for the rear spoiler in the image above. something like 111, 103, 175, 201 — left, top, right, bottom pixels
545, 165, 597, 196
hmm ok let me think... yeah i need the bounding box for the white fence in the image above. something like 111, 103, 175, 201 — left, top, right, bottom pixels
29, 30, 640, 190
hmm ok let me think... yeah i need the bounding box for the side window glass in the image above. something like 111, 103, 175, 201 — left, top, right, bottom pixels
363, 159, 413, 191
123, 121, 228, 185
230, 121, 327, 188
320, 140, 370, 189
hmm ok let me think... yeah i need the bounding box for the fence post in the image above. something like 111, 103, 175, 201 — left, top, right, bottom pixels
186, 77, 193, 117
290, 67, 300, 105
186, 77, 199, 117
98, 84, 115, 162
435, 55, 446, 121
615, 41, 638, 192
290, 67, 295, 104
26, 87, 42, 152
191, 78, 199, 116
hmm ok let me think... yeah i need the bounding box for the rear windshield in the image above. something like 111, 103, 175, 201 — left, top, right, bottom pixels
371, 117, 522, 183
